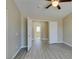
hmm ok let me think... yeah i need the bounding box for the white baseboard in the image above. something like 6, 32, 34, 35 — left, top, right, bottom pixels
11, 47, 22, 59
48, 41, 57, 44
48, 41, 63, 44
63, 42, 72, 47
11, 45, 27, 59
21, 45, 27, 48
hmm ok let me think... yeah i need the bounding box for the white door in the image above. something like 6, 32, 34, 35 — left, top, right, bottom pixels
49, 21, 58, 44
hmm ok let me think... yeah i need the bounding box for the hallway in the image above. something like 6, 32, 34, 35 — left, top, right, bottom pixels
15, 40, 72, 59
6, 0, 72, 59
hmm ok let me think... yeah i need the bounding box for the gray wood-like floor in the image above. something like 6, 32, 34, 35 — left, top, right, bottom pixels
15, 40, 72, 59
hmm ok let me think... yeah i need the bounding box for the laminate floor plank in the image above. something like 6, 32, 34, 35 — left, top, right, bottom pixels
15, 40, 72, 59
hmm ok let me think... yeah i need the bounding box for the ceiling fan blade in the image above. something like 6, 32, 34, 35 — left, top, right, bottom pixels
45, 4, 52, 9
60, 0, 72, 2
46, 0, 51, 1
57, 5, 61, 10
46, 0, 72, 2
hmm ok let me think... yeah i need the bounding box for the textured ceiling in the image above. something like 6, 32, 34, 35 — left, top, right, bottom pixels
14, 0, 72, 20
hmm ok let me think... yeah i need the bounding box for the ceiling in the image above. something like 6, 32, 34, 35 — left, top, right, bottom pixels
14, 0, 72, 20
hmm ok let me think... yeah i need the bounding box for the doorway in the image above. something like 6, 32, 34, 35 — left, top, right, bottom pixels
35, 25, 41, 39
32, 22, 41, 40
32, 21, 49, 47
32, 21, 49, 41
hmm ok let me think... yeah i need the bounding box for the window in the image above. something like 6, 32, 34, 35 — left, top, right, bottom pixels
36, 26, 41, 32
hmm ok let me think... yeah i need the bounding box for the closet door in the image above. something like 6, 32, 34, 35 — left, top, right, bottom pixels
49, 21, 58, 44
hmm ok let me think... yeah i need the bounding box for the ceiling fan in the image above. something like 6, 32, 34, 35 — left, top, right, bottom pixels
45, 0, 72, 10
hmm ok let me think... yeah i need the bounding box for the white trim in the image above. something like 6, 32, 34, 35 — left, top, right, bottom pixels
28, 46, 32, 51
48, 41, 63, 44
11, 45, 28, 59
11, 47, 22, 59
48, 41, 58, 44
21, 45, 27, 48
63, 42, 72, 47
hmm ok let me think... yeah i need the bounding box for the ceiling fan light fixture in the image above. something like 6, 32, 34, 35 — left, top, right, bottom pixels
52, 0, 59, 7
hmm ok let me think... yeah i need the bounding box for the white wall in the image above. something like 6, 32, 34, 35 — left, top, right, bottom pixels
49, 21, 58, 44
27, 17, 33, 51
57, 20, 63, 43
21, 17, 32, 51
21, 16, 27, 48
63, 13, 72, 46
41, 22, 49, 40
6, 0, 21, 59
32, 19, 63, 43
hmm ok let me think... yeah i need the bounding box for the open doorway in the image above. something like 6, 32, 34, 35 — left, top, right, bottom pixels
32, 21, 49, 41
35, 25, 41, 39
